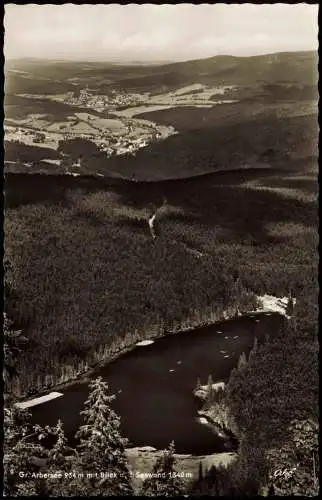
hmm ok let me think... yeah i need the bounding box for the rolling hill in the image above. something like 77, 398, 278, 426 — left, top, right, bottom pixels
109, 51, 318, 91
5, 51, 318, 95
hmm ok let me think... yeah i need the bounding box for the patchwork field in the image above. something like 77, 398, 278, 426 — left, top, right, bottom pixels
112, 104, 177, 118
112, 84, 238, 118
148, 83, 236, 104
4, 101, 176, 164
73, 112, 126, 131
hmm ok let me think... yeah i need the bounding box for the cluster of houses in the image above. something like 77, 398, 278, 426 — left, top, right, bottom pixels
64, 88, 146, 113
5, 84, 174, 160
60, 123, 160, 157
98, 135, 150, 157
5, 125, 46, 144
5, 121, 163, 159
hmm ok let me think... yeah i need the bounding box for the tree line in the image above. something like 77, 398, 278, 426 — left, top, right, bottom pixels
5, 189, 259, 398
187, 282, 319, 496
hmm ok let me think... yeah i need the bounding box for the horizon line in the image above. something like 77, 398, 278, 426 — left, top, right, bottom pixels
5, 49, 317, 66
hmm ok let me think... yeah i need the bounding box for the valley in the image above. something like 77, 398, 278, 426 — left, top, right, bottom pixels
4, 47, 319, 497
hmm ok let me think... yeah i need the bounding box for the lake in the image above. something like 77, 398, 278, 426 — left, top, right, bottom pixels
31, 312, 284, 455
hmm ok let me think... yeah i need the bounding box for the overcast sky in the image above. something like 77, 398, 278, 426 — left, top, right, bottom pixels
4, 3, 319, 62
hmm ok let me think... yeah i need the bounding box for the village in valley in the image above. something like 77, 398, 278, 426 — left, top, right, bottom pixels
4, 86, 177, 167
4, 82, 238, 174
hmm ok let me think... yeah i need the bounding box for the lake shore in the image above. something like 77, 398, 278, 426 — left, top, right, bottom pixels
12, 301, 259, 403
125, 446, 238, 493
192, 294, 295, 437
13, 294, 292, 404
13, 295, 292, 490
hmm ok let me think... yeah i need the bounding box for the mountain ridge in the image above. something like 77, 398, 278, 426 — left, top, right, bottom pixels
6, 50, 317, 67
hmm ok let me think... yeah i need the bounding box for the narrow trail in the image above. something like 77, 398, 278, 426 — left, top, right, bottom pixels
148, 213, 157, 240
147, 198, 207, 259
147, 197, 167, 240
182, 243, 204, 259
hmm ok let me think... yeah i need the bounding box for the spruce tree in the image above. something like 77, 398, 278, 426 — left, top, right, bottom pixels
286, 295, 294, 317
47, 420, 66, 466
189, 461, 206, 496
33, 421, 70, 497
44, 419, 93, 497
4, 406, 49, 496
238, 352, 247, 370
198, 460, 203, 481
206, 374, 215, 403
206, 465, 219, 495
3, 313, 28, 395
207, 374, 213, 391
248, 337, 258, 362
141, 441, 185, 497
75, 376, 133, 496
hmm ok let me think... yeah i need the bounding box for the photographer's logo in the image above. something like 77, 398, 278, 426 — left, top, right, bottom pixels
270, 467, 297, 481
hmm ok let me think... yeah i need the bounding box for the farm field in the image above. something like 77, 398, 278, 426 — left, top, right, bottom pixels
5, 50, 317, 181
4, 98, 177, 164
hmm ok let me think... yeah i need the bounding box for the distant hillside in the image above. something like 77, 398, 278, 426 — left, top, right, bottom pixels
5, 51, 318, 95
111, 51, 318, 91
156, 51, 317, 75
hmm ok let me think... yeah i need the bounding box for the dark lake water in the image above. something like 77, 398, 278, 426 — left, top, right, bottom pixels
31, 312, 284, 455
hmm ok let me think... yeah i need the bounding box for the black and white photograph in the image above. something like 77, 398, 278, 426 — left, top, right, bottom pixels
3, 3, 319, 497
